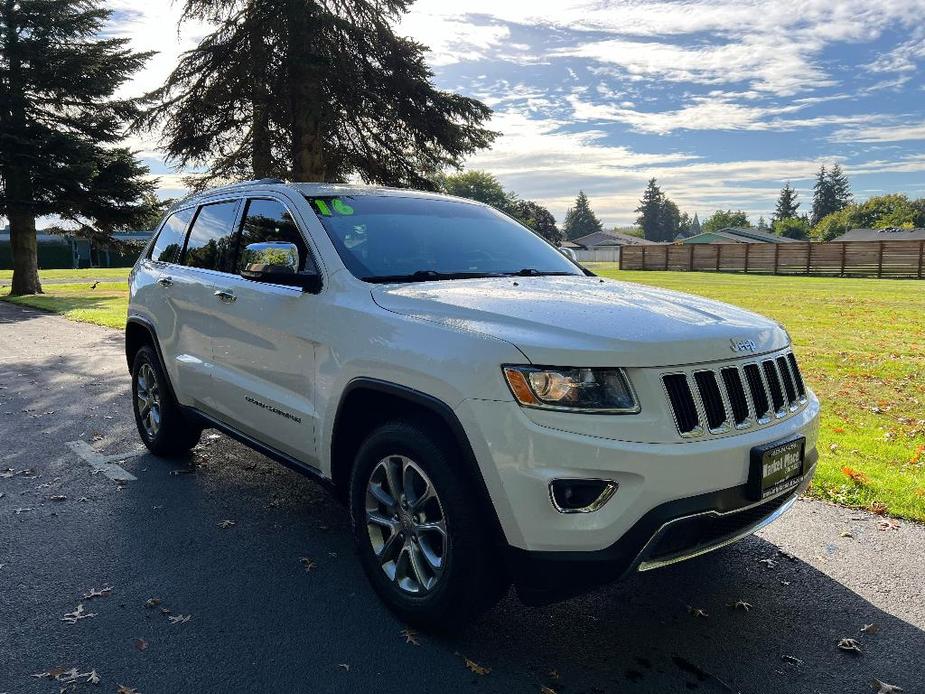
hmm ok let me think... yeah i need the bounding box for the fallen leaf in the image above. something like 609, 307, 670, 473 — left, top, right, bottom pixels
143, 598, 161, 608
842, 466, 869, 485
878, 519, 900, 531
217, 519, 236, 529
86, 669, 100, 684
167, 614, 191, 625
337, 663, 350, 672
548, 669, 560, 680
871, 678, 903, 693
730, 601, 753, 612
780, 655, 803, 665
48, 495, 67, 502
840, 531, 855, 539
82, 585, 113, 600
837, 637, 862, 654
465, 658, 491, 675
300, 557, 317, 572
32, 667, 70, 679
758, 558, 777, 569
134, 638, 148, 651
400, 627, 420, 646
61, 603, 97, 624
540, 687, 558, 694
869, 501, 888, 516
687, 606, 709, 618
861, 623, 880, 635
117, 685, 139, 694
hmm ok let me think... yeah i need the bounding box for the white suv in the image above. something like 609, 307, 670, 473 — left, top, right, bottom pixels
126, 180, 820, 627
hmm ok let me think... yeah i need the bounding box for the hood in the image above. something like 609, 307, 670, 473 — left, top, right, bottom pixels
371, 276, 789, 367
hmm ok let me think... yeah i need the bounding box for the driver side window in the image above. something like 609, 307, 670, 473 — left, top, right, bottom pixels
237, 199, 310, 273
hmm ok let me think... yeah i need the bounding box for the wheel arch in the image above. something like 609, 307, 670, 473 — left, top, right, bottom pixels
125, 316, 179, 402
330, 378, 507, 548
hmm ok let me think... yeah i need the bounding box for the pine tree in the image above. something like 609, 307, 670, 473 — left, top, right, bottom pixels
773, 182, 800, 223
140, 0, 496, 188
563, 191, 603, 240
828, 163, 852, 210
690, 212, 701, 235
635, 178, 664, 241
757, 216, 767, 229
0, 0, 155, 295
811, 165, 835, 226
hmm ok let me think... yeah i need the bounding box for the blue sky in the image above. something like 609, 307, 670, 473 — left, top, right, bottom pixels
117, 0, 925, 226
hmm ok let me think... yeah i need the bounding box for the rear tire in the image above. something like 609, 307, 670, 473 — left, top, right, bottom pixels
131, 345, 202, 456
350, 419, 508, 629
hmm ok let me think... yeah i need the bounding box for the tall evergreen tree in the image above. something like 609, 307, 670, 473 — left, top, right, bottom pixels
659, 198, 681, 241
690, 212, 701, 235
0, 0, 155, 295
811, 165, 834, 225
563, 191, 603, 240
757, 215, 767, 229
635, 178, 664, 241
140, 0, 496, 189
828, 163, 852, 210
773, 182, 800, 223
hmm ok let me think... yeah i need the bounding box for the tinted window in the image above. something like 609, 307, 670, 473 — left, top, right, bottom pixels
305, 196, 580, 282
150, 208, 194, 263
182, 201, 241, 272
236, 199, 309, 272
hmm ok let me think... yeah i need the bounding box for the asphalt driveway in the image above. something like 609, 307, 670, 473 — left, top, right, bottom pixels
0, 301, 922, 693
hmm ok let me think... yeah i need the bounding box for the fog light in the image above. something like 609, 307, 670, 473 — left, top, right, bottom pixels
549, 479, 618, 513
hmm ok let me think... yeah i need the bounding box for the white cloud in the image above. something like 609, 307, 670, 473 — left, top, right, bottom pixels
831, 123, 925, 143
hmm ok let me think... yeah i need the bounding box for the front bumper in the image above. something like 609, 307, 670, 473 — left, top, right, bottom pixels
454, 393, 820, 600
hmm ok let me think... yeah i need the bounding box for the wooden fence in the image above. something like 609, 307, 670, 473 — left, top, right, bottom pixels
619, 240, 925, 279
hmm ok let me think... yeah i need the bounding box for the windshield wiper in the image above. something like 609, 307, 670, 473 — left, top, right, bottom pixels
507, 268, 577, 277
361, 270, 506, 284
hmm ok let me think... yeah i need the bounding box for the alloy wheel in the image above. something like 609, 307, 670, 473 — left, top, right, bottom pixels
136, 362, 161, 438
365, 455, 448, 594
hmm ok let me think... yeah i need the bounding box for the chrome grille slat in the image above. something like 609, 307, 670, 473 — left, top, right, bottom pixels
662, 350, 807, 438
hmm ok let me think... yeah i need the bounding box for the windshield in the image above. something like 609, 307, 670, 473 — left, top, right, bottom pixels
305, 195, 582, 282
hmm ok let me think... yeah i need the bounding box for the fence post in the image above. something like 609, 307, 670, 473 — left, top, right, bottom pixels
774, 244, 780, 274
840, 242, 847, 276
918, 240, 924, 279
619, 246, 624, 270
641, 245, 646, 270
689, 244, 694, 271
716, 244, 721, 272
877, 240, 884, 278
805, 242, 812, 274
664, 245, 669, 270
744, 243, 750, 273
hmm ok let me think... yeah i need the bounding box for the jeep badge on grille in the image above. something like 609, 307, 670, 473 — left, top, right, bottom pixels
730, 337, 758, 353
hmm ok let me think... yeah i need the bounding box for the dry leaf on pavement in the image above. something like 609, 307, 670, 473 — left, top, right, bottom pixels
117, 685, 140, 694
465, 658, 491, 675
878, 519, 900, 531
730, 601, 753, 612
337, 663, 350, 671
167, 614, 191, 625
300, 557, 317, 572
540, 687, 558, 694
217, 519, 236, 529
400, 628, 420, 646
837, 638, 862, 654
688, 606, 709, 618
143, 598, 161, 608
134, 638, 148, 651
82, 585, 113, 600
862, 623, 880, 635
61, 604, 97, 624
757, 558, 777, 569
86, 669, 100, 684
871, 678, 903, 693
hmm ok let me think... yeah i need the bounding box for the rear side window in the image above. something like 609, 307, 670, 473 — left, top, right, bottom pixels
150, 208, 194, 263
181, 201, 241, 272
236, 199, 310, 272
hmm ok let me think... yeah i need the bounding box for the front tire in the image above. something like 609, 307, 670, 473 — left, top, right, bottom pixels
131, 345, 202, 456
350, 420, 507, 629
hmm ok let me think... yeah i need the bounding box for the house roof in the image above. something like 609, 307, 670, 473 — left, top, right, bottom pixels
834, 227, 925, 242
570, 230, 657, 248
681, 227, 800, 244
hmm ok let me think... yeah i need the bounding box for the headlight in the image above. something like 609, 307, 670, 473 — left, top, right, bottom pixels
502, 366, 639, 413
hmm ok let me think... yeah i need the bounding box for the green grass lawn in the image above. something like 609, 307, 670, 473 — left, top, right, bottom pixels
4, 266, 924, 520
0, 267, 130, 281
588, 265, 925, 521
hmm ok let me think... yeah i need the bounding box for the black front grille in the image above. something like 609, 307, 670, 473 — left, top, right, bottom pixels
720, 367, 749, 426
694, 371, 726, 430
776, 356, 798, 405
762, 360, 785, 412
646, 490, 795, 561
743, 363, 769, 418
663, 374, 699, 434
787, 352, 806, 397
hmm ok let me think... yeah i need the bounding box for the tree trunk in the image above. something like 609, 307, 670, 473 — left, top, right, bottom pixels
286, 0, 328, 181
249, 14, 273, 178
7, 208, 42, 295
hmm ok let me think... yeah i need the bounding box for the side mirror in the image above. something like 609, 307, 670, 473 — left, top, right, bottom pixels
239, 242, 321, 293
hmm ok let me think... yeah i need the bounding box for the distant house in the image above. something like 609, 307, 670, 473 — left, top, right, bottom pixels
679, 227, 800, 245
833, 227, 925, 242
0, 228, 152, 270
569, 230, 658, 262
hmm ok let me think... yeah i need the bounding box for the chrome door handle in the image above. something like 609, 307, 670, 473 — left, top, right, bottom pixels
157, 276, 173, 287
214, 290, 237, 304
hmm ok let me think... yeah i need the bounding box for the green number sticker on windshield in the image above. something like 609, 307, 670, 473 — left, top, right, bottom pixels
314, 199, 332, 216
332, 198, 354, 215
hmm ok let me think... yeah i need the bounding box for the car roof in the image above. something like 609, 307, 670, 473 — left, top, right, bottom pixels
172, 180, 480, 210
